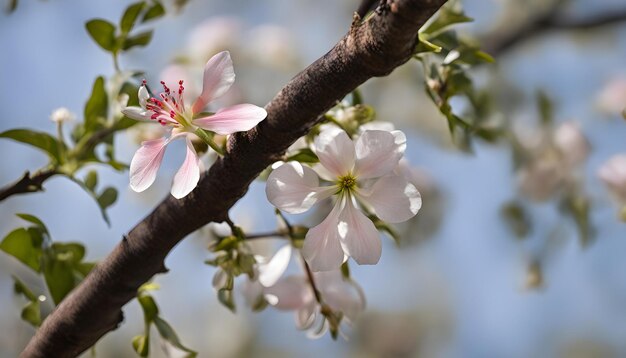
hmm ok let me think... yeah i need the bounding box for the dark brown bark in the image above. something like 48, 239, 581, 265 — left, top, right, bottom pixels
0, 170, 57, 202
21, 0, 447, 356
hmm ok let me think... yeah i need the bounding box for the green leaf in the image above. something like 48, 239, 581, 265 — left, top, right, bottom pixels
84, 76, 108, 132
1, 228, 43, 272
138, 294, 159, 322
560, 195, 594, 248
286, 148, 319, 163
132, 335, 150, 357
21, 300, 41, 327
122, 30, 153, 51
51, 242, 86, 264
153, 317, 197, 357
142, 1, 165, 22
13, 276, 37, 301
84, 170, 98, 191
16, 213, 49, 235
76, 262, 96, 277
97, 187, 118, 209
421, 5, 473, 36
85, 19, 117, 52
120, 2, 146, 34
414, 33, 442, 54
0, 129, 62, 163
217, 289, 236, 313
43, 254, 77, 305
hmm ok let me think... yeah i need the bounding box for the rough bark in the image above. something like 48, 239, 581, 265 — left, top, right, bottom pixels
21, 0, 447, 356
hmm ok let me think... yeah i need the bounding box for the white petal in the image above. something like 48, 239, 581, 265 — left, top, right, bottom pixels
296, 303, 318, 330
138, 85, 150, 108
354, 130, 406, 179
264, 276, 312, 310
302, 201, 345, 271
258, 245, 292, 287
193, 103, 267, 135
314, 130, 355, 178
212, 269, 228, 290
122, 106, 150, 121
241, 279, 264, 307
316, 271, 365, 322
359, 175, 422, 223
191, 51, 235, 114
338, 198, 381, 265
129, 137, 169, 192
171, 137, 201, 199
266, 162, 334, 214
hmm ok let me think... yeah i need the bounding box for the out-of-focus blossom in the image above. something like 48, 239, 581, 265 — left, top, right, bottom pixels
264, 270, 365, 337
595, 76, 626, 115
49, 107, 75, 123
266, 129, 421, 271
516, 121, 589, 201
122, 51, 267, 198
247, 25, 299, 69
598, 154, 626, 204
553, 122, 589, 167
186, 17, 242, 63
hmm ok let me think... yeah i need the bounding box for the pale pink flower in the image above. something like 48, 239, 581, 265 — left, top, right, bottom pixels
263, 270, 365, 337
595, 76, 626, 115
123, 51, 267, 198
598, 154, 626, 203
266, 129, 422, 271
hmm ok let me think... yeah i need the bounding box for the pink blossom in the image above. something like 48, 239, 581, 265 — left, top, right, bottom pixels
123, 51, 267, 198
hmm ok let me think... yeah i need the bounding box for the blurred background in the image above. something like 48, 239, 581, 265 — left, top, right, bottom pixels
1, 0, 626, 356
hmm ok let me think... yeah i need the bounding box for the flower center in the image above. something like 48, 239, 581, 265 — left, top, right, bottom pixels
337, 174, 357, 193
144, 79, 192, 128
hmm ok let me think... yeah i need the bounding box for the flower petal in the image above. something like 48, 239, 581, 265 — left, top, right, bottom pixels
193, 103, 267, 135
264, 276, 312, 310
354, 130, 406, 179
302, 201, 345, 271
266, 162, 334, 214
314, 130, 355, 178
122, 106, 150, 121
315, 270, 365, 322
170, 137, 201, 199
138, 85, 149, 108
258, 245, 292, 287
129, 137, 169, 192
191, 51, 235, 114
338, 198, 381, 265
359, 175, 422, 223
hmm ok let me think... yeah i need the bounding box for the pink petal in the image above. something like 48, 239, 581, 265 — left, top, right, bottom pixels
264, 276, 312, 310
355, 130, 406, 179
315, 271, 365, 322
266, 162, 334, 214
170, 137, 201, 199
359, 175, 422, 223
314, 130, 355, 178
191, 51, 235, 114
193, 103, 267, 135
129, 137, 169, 192
302, 201, 345, 271
338, 198, 381, 265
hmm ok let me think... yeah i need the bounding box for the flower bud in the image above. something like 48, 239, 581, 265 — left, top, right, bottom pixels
49, 107, 75, 124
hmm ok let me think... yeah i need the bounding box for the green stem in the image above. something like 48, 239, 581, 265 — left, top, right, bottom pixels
194, 128, 224, 156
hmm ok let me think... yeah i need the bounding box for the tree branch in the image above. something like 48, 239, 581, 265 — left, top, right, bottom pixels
21, 0, 446, 356
483, 7, 626, 57
0, 169, 58, 202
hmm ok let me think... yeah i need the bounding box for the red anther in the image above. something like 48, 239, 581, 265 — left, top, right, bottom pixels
142, 79, 147, 86
179, 80, 183, 85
